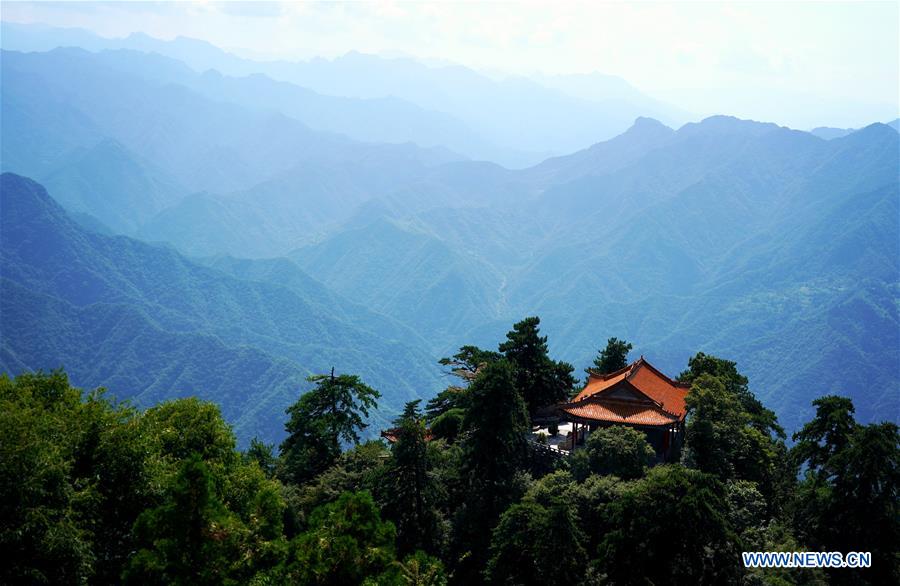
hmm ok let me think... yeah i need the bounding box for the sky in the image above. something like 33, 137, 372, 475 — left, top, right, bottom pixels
2, 1, 898, 128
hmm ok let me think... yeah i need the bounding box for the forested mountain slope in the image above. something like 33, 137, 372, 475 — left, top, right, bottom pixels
290, 120, 900, 430
0, 174, 442, 443
1, 45, 897, 435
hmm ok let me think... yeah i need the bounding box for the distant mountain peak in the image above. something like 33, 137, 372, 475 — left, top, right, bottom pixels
627, 116, 674, 136
678, 115, 780, 138
0, 173, 71, 227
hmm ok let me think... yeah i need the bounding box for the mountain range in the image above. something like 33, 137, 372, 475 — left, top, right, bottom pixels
0, 21, 687, 167
0, 173, 442, 444
0, 32, 897, 441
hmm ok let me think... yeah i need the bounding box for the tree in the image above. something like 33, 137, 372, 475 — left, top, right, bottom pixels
384, 401, 444, 556
381, 551, 448, 586
461, 360, 530, 499
792, 397, 899, 586
124, 455, 244, 586
585, 425, 655, 479
574, 474, 631, 554
429, 408, 464, 442
486, 471, 586, 586
682, 362, 793, 518
426, 345, 500, 424
588, 337, 632, 376
679, 352, 783, 439
0, 371, 95, 585
790, 395, 856, 474
683, 374, 747, 478
597, 464, 741, 585
243, 438, 277, 479
499, 316, 576, 415
141, 397, 237, 466
437, 345, 502, 381
454, 360, 530, 582
280, 371, 380, 485
283, 491, 396, 585
289, 441, 390, 528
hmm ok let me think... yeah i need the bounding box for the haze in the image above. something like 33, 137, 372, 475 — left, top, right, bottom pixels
2, 0, 898, 130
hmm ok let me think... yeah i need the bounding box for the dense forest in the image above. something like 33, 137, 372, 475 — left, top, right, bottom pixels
2, 317, 897, 585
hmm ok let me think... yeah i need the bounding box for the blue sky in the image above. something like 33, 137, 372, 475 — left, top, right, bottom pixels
2, 1, 898, 128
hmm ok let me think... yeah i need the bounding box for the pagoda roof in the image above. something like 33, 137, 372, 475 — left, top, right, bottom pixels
559, 399, 679, 427
563, 357, 690, 425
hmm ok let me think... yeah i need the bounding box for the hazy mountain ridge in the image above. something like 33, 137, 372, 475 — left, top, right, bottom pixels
0, 173, 444, 444
1, 40, 897, 438
0, 21, 686, 166
283, 119, 899, 429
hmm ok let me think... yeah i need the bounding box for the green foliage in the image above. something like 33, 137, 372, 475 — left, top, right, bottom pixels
425, 389, 469, 425
141, 397, 237, 466
597, 464, 741, 585
283, 491, 396, 585
742, 522, 828, 586
6, 345, 889, 586
280, 371, 380, 485
790, 395, 857, 474
791, 397, 900, 585
684, 374, 747, 478
383, 401, 445, 556
0, 371, 95, 585
437, 345, 502, 381
573, 474, 631, 554
289, 441, 390, 526
486, 470, 586, 586
499, 317, 576, 415
724, 479, 768, 548
680, 352, 783, 438
584, 425, 655, 479
455, 359, 531, 580
244, 438, 277, 479
683, 371, 790, 514
461, 360, 530, 495
430, 408, 464, 442
124, 455, 245, 586
588, 337, 632, 377
0, 371, 289, 585
382, 551, 449, 586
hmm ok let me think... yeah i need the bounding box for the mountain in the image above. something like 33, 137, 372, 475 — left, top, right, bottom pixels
290, 216, 505, 349
0, 22, 686, 167
1, 47, 461, 237
40, 139, 186, 234
1, 35, 897, 436
810, 119, 900, 140
253, 50, 687, 166
809, 126, 856, 140
0, 173, 444, 444
525, 116, 676, 185
285, 119, 900, 431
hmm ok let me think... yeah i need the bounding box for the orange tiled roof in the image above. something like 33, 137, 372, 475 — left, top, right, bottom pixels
571, 357, 690, 420
627, 360, 689, 417
559, 400, 679, 427
573, 368, 631, 402
381, 428, 434, 443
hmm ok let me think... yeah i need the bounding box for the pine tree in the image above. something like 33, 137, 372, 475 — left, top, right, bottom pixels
588, 337, 633, 376
280, 370, 380, 485
385, 400, 444, 555
792, 397, 900, 585
454, 360, 530, 581
499, 317, 576, 415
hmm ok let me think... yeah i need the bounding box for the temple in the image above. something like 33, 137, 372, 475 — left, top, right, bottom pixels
557, 357, 689, 462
